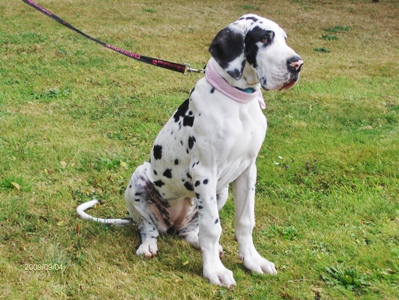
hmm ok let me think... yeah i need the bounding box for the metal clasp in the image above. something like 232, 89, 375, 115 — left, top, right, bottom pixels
184, 64, 205, 76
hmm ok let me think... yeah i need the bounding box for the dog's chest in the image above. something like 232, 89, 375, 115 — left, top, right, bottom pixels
149, 78, 267, 198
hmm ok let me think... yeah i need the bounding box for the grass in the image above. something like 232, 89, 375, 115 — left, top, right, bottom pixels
1, 0, 399, 298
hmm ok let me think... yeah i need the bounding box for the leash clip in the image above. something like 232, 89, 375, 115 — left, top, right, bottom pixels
184, 64, 205, 76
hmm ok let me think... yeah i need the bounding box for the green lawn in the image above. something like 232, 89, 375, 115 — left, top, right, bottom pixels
1, 0, 398, 299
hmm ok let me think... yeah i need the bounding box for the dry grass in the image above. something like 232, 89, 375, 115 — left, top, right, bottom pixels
1, 0, 399, 299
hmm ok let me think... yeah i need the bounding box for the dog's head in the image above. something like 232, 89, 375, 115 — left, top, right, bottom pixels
209, 14, 303, 91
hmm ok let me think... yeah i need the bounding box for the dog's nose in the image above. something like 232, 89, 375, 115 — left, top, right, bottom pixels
287, 56, 304, 73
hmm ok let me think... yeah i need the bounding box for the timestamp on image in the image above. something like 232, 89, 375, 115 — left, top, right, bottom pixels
23, 264, 67, 271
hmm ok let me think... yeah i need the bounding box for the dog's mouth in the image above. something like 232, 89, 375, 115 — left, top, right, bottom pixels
280, 77, 298, 90
279, 70, 301, 90
260, 71, 300, 91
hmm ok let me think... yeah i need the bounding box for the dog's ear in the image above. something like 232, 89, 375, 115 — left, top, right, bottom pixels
209, 25, 246, 80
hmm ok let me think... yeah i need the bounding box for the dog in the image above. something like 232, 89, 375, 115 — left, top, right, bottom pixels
77, 14, 303, 287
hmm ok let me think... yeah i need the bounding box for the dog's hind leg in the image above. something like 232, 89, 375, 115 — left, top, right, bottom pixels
125, 163, 164, 258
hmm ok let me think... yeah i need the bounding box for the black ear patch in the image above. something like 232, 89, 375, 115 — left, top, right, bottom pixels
209, 26, 245, 79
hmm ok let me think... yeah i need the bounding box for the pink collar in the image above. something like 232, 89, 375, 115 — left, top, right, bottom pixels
205, 58, 266, 109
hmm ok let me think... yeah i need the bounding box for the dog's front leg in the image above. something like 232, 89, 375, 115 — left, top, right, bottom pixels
233, 162, 277, 275
195, 175, 236, 288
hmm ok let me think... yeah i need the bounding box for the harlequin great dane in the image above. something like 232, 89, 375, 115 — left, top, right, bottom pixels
77, 14, 303, 287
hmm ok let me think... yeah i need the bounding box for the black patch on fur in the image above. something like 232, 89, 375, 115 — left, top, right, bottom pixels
209, 26, 245, 79
173, 99, 189, 122
154, 180, 165, 187
163, 169, 172, 178
153, 145, 163, 160
175, 159, 179, 165
153, 170, 158, 175
183, 115, 194, 127
210, 87, 215, 93
215, 218, 219, 224
195, 180, 200, 187
244, 16, 259, 22
186, 173, 192, 179
195, 193, 201, 199
245, 26, 275, 68
198, 205, 203, 210
188, 136, 196, 150
184, 182, 194, 191
229, 68, 242, 80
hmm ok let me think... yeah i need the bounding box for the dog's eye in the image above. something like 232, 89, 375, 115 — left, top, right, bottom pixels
260, 38, 269, 44
260, 31, 275, 44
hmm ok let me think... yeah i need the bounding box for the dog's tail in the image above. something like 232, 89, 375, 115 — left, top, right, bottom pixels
76, 199, 133, 226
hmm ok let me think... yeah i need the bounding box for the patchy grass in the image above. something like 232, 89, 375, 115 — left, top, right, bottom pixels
1, 0, 399, 299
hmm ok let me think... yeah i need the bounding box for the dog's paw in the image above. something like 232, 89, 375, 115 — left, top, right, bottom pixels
239, 252, 277, 275
203, 262, 236, 288
136, 241, 158, 258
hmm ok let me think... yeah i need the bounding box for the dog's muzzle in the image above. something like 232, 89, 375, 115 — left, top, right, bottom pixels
282, 56, 304, 90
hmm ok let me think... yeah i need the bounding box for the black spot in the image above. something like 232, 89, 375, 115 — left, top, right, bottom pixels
183, 115, 194, 127
187, 173, 192, 179
195, 193, 201, 199
153, 170, 158, 175
129, 185, 132, 188
230, 68, 241, 80
261, 77, 267, 87
198, 205, 203, 210
245, 16, 259, 22
153, 145, 163, 160
135, 192, 142, 196
163, 169, 172, 178
134, 198, 140, 202
173, 99, 189, 122
154, 180, 165, 187
203, 179, 209, 184
245, 27, 275, 68
175, 159, 179, 165
184, 182, 194, 191
188, 136, 196, 150
210, 87, 215, 93
195, 180, 200, 187
215, 218, 219, 224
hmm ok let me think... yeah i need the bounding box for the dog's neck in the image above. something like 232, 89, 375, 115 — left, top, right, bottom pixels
210, 59, 260, 91
205, 58, 265, 109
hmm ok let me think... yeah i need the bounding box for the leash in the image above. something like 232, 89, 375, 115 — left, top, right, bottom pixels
22, 0, 205, 75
